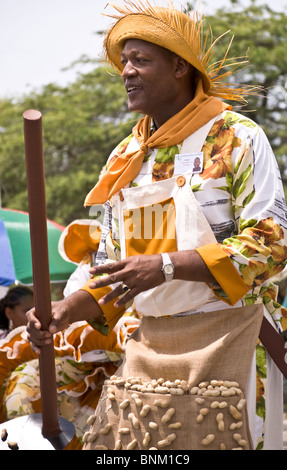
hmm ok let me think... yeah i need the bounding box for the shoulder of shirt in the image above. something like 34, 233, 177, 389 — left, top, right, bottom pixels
219, 109, 263, 142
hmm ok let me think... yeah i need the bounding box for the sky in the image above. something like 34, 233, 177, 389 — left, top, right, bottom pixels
0, 0, 286, 99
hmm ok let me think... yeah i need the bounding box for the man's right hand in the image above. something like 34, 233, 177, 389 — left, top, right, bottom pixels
26, 289, 104, 354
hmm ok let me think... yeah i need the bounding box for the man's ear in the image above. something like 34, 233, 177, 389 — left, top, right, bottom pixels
174, 56, 192, 79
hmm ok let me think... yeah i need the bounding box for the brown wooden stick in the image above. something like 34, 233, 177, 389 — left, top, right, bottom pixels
23, 110, 61, 438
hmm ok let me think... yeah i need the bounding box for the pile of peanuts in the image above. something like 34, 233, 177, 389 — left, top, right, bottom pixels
84, 376, 249, 450
190, 379, 243, 397
83, 375, 185, 450
192, 380, 248, 450
105, 375, 189, 395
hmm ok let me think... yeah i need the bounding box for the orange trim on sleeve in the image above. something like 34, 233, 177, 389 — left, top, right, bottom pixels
196, 243, 250, 305
80, 280, 126, 334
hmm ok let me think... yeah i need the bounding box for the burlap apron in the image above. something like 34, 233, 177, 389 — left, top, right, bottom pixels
83, 304, 263, 450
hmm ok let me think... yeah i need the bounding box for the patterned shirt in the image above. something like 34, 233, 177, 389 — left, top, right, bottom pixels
95, 110, 287, 331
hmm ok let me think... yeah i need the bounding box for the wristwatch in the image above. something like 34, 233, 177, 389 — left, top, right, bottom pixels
161, 253, 175, 282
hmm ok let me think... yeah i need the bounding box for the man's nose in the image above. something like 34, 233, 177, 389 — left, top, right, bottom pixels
122, 61, 137, 79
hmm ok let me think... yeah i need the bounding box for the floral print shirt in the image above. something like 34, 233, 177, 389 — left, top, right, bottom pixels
97, 110, 287, 332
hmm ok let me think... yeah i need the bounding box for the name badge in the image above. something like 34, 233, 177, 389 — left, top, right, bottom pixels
174, 152, 203, 175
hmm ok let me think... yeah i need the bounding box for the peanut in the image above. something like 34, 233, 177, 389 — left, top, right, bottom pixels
221, 389, 236, 397
201, 434, 215, 447
115, 440, 122, 450
211, 401, 227, 409
149, 421, 158, 430
7, 441, 19, 450
237, 398, 246, 411
181, 380, 189, 391
195, 397, 205, 405
230, 421, 243, 430
216, 413, 225, 432
196, 414, 204, 424
87, 414, 97, 426
199, 381, 209, 388
143, 432, 151, 447
140, 404, 151, 417
1, 428, 8, 441
170, 387, 184, 395
233, 433, 247, 447
223, 380, 239, 388
155, 386, 169, 394
87, 432, 98, 443
119, 427, 131, 434
128, 412, 140, 430
210, 380, 223, 387
119, 399, 130, 410
107, 393, 116, 401
131, 393, 143, 407
161, 408, 176, 424
114, 378, 125, 386
127, 439, 138, 450
154, 399, 170, 408
202, 389, 220, 397
218, 401, 228, 408
82, 431, 90, 443
131, 384, 143, 391
229, 405, 242, 420
99, 423, 112, 435
168, 422, 182, 429
157, 433, 176, 448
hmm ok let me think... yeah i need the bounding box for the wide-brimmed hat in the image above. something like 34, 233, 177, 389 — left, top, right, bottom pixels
102, 0, 261, 103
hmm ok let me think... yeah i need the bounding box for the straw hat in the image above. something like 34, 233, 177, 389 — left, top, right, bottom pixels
102, 0, 261, 103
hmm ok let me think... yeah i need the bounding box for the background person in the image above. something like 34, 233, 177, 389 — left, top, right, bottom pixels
0, 286, 33, 339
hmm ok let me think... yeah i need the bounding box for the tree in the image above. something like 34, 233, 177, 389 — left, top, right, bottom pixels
193, 0, 287, 189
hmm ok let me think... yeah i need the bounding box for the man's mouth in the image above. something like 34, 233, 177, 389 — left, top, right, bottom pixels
126, 86, 142, 94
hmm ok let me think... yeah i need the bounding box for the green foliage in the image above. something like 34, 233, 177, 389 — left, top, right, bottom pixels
202, 0, 287, 185
0, 0, 286, 226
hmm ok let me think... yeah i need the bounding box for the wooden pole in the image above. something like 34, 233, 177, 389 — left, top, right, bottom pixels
23, 110, 61, 438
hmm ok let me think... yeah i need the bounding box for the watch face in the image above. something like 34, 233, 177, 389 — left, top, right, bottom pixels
164, 264, 174, 275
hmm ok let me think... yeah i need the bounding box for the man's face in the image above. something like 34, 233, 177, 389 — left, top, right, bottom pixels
121, 39, 180, 126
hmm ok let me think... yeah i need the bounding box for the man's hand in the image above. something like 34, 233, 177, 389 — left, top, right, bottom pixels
88, 254, 164, 308
26, 290, 104, 354
88, 250, 216, 308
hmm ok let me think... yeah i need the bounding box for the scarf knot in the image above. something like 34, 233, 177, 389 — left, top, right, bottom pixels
84, 80, 230, 206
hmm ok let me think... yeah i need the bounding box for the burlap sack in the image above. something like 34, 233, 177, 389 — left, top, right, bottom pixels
83, 304, 264, 450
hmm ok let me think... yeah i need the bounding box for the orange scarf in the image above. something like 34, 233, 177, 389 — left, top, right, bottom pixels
84, 80, 230, 206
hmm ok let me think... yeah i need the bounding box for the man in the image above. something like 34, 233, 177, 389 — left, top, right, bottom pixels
27, 1, 287, 450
